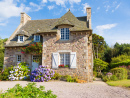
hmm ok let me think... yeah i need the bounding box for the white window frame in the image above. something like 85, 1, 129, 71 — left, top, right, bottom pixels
60, 28, 70, 40
17, 55, 21, 62
18, 35, 24, 43
60, 53, 70, 66
34, 35, 40, 42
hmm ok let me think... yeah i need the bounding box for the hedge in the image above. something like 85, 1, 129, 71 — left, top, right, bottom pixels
110, 60, 130, 68
110, 67, 128, 80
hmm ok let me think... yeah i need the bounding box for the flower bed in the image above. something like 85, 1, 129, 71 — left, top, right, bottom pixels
8, 62, 30, 81
30, 65, 55, 82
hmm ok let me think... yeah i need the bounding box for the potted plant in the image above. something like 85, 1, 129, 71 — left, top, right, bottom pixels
64, 65, 69, 68
59, 64, 64, 68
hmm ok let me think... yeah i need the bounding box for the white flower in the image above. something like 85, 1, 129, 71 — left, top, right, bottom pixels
16, 77, 18, 80
19, 77, 23, 80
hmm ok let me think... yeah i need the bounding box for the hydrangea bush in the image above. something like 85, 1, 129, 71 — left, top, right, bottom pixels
8, 62, 30, 81
30, 65, 55, 82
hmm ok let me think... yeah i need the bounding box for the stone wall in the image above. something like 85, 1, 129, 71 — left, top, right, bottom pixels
4, 47, 32, 68
42, 31, 93, 82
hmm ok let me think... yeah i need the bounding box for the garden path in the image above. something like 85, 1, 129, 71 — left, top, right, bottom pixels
0, 80, 130, 98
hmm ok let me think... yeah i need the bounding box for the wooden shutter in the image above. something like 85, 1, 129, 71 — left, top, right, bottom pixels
70, 52, 77, 68
52, 53, 59, 69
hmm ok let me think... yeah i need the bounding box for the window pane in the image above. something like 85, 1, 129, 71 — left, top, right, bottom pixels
17, 55, 21, 61
60, 53, 70, 66
60, 54, 64, 65
33, 55, 39, 61
35, 35, 40, 41
20, 36, 23, 41
65, 54, 70, 65
60, 28, 69, 40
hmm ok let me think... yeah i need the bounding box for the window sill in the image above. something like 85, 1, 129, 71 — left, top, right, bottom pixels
17, 41, 24, 43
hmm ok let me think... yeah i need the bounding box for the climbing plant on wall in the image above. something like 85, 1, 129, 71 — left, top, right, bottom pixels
21, 42, 43, 62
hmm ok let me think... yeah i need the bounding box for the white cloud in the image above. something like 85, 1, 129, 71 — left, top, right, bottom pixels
105, 5, 110, 12
82, 3, 90, 14
115, 3, 121, 10
112, 3, 121, 12
0, 0, 30, 22
96, 24, 117, 35
48, 5, 54, 10
49, 0, 81, 7
30, 2, 42, 11
42, 0, 47, 3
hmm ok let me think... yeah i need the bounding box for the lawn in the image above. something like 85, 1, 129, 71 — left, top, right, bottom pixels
106, 80, 130, 88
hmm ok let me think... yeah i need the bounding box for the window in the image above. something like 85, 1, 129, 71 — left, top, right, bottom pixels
60, 53, 70, 66
20, 36, 23, 41
34, 35, 40, 42
18, 35, 24, 42
61, 28, 70, 40
32, 55, 39, 62
17, 55, 21, 62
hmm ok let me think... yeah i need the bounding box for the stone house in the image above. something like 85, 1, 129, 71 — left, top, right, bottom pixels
4, 7, 93, 82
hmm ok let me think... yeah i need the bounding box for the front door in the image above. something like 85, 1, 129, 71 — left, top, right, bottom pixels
32, 55, 39, 71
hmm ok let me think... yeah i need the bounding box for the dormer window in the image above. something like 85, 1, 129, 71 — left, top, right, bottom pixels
18, 35, 24, 42
61, 28, 70, 40
34, 35, 40, 42
20, 36, 23, 41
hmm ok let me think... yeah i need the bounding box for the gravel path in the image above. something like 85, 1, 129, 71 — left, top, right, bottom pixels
0, 80, 130, 98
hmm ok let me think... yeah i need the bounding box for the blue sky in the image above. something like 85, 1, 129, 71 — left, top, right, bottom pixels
0, 0, 130, 46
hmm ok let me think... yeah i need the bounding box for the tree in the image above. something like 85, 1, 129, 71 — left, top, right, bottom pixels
92, 33, 106, 59
0, 37, 8, 70
113, 42, 130, 56
94, 58, 109, 75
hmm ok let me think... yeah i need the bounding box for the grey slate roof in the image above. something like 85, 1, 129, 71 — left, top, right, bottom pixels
5, 11, 91, 47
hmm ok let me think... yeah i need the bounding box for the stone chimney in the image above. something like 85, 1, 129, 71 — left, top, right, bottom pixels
86, 7, 91, 29
20, 12, 31, 25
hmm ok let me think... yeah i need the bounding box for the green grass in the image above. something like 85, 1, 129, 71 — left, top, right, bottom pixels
106, 80, 130, 88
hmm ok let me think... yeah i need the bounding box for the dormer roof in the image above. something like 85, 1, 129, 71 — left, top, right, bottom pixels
55, 19, 74, 27
16, 30, 29, 37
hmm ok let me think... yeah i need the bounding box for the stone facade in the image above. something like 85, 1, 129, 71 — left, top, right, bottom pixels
42, 30, 93, 82
4, 48, 32, 68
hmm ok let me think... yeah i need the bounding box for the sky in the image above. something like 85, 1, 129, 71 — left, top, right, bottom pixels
0, 0, 130, 46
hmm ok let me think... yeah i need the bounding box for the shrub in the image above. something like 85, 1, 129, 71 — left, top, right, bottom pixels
64, 75, 78, 82
94, 58, 108, 75
0, 83, 57, 98
8, 63, 30, 81
0, 71, 2, 81
93, 71, 97, 77
51, 72, 61, 80
102, 76, 110, 82
1, 66, 13, 80
30, 65, 55, 82
110, 75, 118, 81
110, 67, 128, 80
